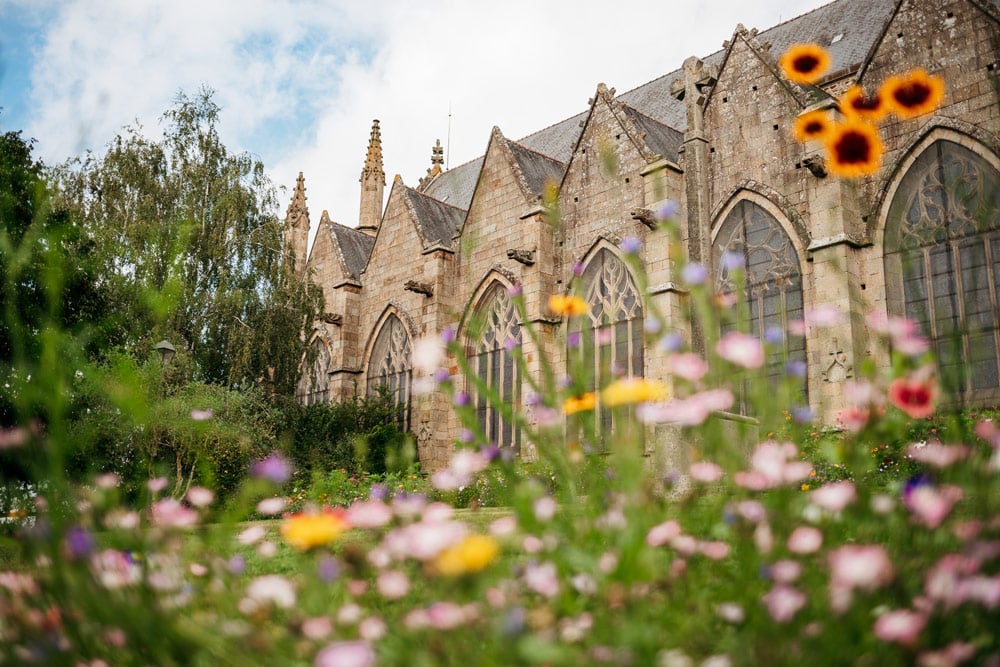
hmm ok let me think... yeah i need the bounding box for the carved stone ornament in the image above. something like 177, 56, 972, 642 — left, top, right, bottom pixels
322, 312, 343, 326
417, 419, 432, 443
404, 280, 434, 297
803, 154, 827, 178
630, 208, 657, 229
822, 349, 852, 383
506, 248, 536, 266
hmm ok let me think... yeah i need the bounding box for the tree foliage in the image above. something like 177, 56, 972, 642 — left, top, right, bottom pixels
52, 88, 322, 394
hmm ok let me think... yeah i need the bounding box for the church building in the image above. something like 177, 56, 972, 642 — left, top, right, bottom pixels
286, 0, 1000, 471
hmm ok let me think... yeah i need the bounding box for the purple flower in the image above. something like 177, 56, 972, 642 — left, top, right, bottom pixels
507, 283, 523, 297
251, 452, 292, 485
481, 444, 501, 462
64, 526, 95, 560
681, 262, 708, 285
369, 484, 388, 501
785, 360, 807, 378
434, 368, 451, 383
621, 236, 641, 254
657, 332, 684, 353
459, 428, 475, 443
644, 317, 662, 334
454, 392, 471, 407
504, 337, 519, 353
318, 556, 340, 583
657, 200, 679, 220
792, 406, 813, 423
573, 261, 585, 276
721, 251, 745, 271
764, 326, 785, 344
441, 327, 456, 344
567, 331, 582, 348
228, 555, 247, 575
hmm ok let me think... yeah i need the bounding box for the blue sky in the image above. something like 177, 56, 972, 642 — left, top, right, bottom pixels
1, 0, 824, 251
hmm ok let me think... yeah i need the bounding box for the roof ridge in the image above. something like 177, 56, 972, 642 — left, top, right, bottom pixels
405, 183, 470, 212
515, 111, 587, 148
507, 138, 568, 165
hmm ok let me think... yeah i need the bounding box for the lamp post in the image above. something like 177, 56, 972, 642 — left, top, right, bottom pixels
154, 340, 176, 365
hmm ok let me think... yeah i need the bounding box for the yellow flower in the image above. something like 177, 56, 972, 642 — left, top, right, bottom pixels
779, 43, 831, 84
824, 120, 884, 178
548, 294, 588, 317
280, 509, 349, 550
432, 534, 500, 576
601, 377, 669, 407
881, 68, 945, 119
839, 84, 889, 122
801, 484, 810, 491
792, 109, 834, 143
563, 392, 596, 415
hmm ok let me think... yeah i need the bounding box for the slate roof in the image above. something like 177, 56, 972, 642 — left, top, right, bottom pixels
620, 106, 684, 162
404, 187, 467, 247
508, 141, 567, 198
329, 222, 375, 280
414, 0, 897, 215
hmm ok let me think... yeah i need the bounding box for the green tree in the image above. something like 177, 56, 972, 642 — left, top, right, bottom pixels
52, 88, 321, 394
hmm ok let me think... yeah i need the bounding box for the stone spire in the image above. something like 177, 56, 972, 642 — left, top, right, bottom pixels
358, 119, 385, 234
418, 139, 444, 190
284, 171, 310, 278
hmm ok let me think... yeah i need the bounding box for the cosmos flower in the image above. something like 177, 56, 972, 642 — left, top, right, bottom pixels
779, 43, 831, 84
793, 109, 834, 142
548, 294, 588, 317
601, 377, 669, 406
881, 68, 945, 119
716, 331, 765, 369
873, 609, 927, 644
839, 84, 889, 122
563, 392, 596, 415
280, 508, 349, 550
432, 534, 500, 576
825, 120, 884, 178
888, 372, 938, 419
314, 641, 375, 667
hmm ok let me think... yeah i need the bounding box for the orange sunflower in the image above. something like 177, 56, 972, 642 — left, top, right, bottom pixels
780, 44, 831, 85
839, 84, 889, 122
824, 120, 884, 178
793, 109, 834, 143
881, 68, 945, 119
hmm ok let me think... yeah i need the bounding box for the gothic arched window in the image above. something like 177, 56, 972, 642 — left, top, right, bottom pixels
468, 282, 521, 451
884, 140, 1000, 400
570, 248, 644, 434
297, 337, 331, 406
713, 199, 806, 411
367, 314, 412, 430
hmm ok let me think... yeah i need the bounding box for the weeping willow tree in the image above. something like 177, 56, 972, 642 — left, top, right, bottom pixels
52, 88, 321, 395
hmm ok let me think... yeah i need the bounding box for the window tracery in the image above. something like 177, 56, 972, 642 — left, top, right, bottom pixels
468, 283, 521, 451
297, 337, 331, 406
713, 199, 806, 411
885, 140, 1000, 399
367, 314, 412, 430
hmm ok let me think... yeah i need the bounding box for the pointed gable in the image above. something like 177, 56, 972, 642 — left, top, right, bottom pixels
507, 140, 566, 198
331, 223, 375, 281
403, 186, 467, 248
307, 211, 373, 289
421, 157, 484, 210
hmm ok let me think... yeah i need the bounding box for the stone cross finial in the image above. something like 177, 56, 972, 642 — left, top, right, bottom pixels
431, 139, 444, 166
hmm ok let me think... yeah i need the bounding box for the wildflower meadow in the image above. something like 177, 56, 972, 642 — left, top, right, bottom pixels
0, 44, 998, 666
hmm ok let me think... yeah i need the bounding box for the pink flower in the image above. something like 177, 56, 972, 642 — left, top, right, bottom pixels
412, 336, 446, 374
246, 574, 296, 609
917, 641, 976, 667
376, 570, 410, 600
888, 371, 938, 419
314, 640, 375, 667
761, 584, 807, 623
533, 496, 558, 522
699, 541, 731, 560
828, 544, 894, 612
186, 486, 214, 508
810, 481, 856, 513
667, 352, 709, 382
770, 560, 803, 583
734, 500, 767, 523
689, 461, 724, 483
787, 526, 823, 554
524, 561, 560, 598
836, 406, 871, 432
805, 304, 845, 328
405, 602, 477, 630
147, 477, 169, 493
873, 609, 927, 644
907, 442, 969, 468
716, 331, 765, 369
905, 484, 963, 529
347, 500, 393, 528
151, 498, 198, 529
256, 497, 286, 515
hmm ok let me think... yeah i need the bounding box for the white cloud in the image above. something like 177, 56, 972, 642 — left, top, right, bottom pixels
20, 0, 823, 251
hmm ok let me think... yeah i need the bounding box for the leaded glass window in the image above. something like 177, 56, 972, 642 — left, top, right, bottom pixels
297, 337, 331, 406
468, 283, 521, 451
885, 140, 1000, 400
570, 248, 644, 435
713, 200, 806, 412
367, 314, 412, 430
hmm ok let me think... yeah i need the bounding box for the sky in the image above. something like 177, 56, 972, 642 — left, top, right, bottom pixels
1, 0, 825, 252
